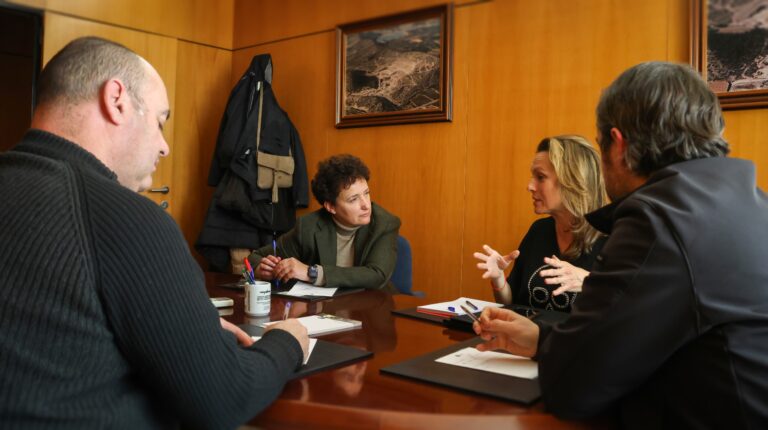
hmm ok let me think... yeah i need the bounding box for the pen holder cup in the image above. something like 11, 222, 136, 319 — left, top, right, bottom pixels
245, 281, 271, 317
245, 314, 270, 326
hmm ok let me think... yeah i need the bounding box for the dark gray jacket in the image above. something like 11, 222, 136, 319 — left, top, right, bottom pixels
537, 157, 768, 428
249, 202, 400, 289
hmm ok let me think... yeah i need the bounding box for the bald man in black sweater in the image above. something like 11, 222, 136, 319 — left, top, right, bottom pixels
0, 37, 308, 429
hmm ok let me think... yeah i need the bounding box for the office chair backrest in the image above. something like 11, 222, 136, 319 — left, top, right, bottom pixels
391, 235, 424, 297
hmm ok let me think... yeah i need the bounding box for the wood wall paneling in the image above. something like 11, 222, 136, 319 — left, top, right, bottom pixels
233, 0, 475, 49
230, 0, 731, 300
724, 109, 768, 191
42, 12, 179, 215
174, 41, 232, 266
667, 0, 693, 62
459, 0, 695, 301
18, 0, 767, 298
6, 0, 234, 48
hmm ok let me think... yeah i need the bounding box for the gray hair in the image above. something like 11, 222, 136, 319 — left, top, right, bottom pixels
36, 36, 146, 110
596, 61, 729, 176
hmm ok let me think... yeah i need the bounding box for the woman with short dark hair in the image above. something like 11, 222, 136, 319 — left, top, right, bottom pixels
249, 154, 400, 290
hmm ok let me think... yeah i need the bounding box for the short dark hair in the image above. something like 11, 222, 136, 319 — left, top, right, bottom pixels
36, 36, 146, 109
311, 154, 370, 205
596, 61, 729, 176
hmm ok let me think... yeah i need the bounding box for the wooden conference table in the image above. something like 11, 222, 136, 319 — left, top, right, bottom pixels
207, 273, 608, 430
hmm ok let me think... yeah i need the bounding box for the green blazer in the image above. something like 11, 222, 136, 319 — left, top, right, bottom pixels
249, 202, 400, 289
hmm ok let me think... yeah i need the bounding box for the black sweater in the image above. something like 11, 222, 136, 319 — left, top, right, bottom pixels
0, 130, 303, 429
507, 217, 606, 312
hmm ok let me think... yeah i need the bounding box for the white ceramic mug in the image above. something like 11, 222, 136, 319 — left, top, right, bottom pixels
245, 281, 271, 316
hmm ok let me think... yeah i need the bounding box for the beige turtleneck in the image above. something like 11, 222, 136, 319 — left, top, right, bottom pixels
314, 218, 362, 285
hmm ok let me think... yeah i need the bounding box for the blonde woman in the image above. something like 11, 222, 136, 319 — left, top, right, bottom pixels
474, 136, 607, 312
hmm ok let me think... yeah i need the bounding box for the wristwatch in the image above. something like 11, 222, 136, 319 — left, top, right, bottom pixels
307, 264, 319, 283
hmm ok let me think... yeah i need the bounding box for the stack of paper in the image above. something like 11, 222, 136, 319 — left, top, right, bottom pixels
283, 281, 337, 298
263, 314, 362, 337
416, 297, 502, 317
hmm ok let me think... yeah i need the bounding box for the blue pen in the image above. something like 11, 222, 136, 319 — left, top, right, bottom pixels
283, 302, 292, 320
272, 233, 280, 287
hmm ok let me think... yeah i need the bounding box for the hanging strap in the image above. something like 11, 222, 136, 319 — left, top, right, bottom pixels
254, 81, 278, 201
255, 81, 293, 203
256, 81, 264, 151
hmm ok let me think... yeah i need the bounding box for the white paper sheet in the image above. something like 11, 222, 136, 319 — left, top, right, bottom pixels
262, 314, 362, 337
252, 336, 317, 365
284, 281, 338, 297
435, 347, 538, 379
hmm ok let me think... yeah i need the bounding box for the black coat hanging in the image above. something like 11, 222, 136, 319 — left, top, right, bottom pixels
196, 54, 309, 272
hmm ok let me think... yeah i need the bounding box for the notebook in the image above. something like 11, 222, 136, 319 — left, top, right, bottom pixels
262, 314, 362, 337
416, 297, 502, 318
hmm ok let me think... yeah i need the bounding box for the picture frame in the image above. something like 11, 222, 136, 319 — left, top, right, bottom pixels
335, 4, 453, 128
691, 0, 768, 110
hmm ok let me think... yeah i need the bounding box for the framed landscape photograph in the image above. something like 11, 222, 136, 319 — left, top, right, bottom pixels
335, 5, 453, 128
691, 0, 768, 109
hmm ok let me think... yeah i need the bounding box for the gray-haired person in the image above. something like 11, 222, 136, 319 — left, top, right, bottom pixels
472, 62, 768, 428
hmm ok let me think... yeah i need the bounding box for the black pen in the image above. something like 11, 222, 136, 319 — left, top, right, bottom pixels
465, 300, 478, 311
460, 304, 480, 324
463, 305, 498, 340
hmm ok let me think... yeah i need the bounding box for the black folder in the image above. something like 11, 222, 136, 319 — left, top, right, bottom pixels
380, 337, 541, 405
391, 307, 446, 324
240, 324, 372, 379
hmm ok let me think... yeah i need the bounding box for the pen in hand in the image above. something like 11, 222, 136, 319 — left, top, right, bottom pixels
461, 304, 497, 341
465, 300, 478, 311
460, 304, 480, 323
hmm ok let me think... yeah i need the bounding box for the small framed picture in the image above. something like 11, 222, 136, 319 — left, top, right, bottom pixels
691, 0, 768, 109
335, 4, 453, 128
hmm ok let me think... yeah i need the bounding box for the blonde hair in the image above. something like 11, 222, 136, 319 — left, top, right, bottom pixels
537, 135, 607, 260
